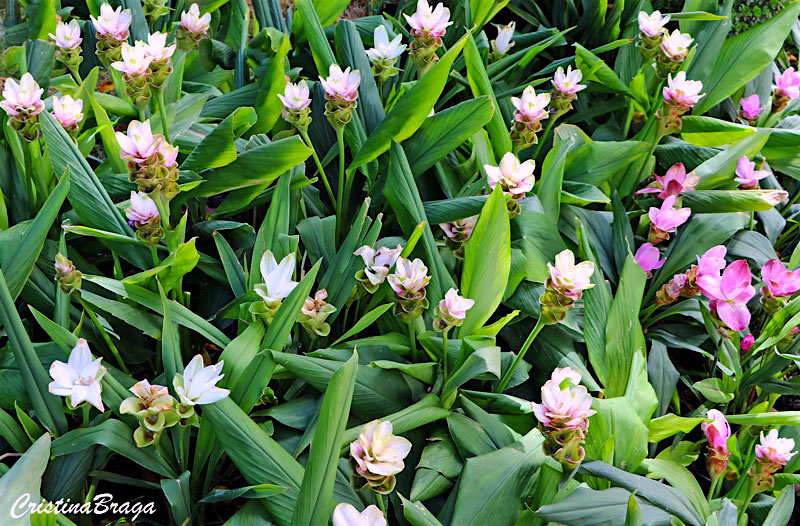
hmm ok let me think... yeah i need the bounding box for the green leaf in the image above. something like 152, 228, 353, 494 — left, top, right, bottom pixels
680, 116, 754, 148
565, 140, 650, 186
682, 189, 786, 213
332, 304, 392, 345
249, 29, 291, 136
574, 43, 629, 92
441, 347, 501, 407
200, 483, 289, 502
400, 494, 444, 526
693, 378, 734, 403
762, 486, 795, 526
28, 0, 56, 40
641, 458, 709, 519
0, 434, 50, 525
340, 394, 450, 447
585, 398, 648, 472
291, 351, 358, 526
538, 133, 573, 220
160, 471, 191, 526
459, 186, 511, 336
159, 282, 182, 389
724, 412, 800, 426
214, 231, 247, 297
694, 130, 772, 189
647, 414, 706, 442
181, 107, 257, 171
536, 487, 672, 525
624, 494, 642, 526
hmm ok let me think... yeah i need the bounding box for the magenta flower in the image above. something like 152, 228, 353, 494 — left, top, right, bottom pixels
485, 152, 536, 197
320, 65, 361, 102
111, 42, 153, 77
660, 29, 692, 62
702, 409, 731, 450
180, 4, 212, 37
511, 85, 550, 128
532, 368, 596, 430
49, 20, 82, 50
663, 72, 705, 108
387, 257, 431, 300
697, 259, 755, 331
740, 94, 766, 121
52, 95, 84, 128
115, 120, 162, 164
90, 3, 132, 41
734, 156, 769, 189
648, 195, 691, 243
741, 333, 755, 353
277, 81, 311, 112
638, 11, 669, 38
636, 163, 699, 200
0, 73, 45, 119
697, 246, 727, 279
552, 66, 586, 96
635, 243, 665, 276
547, 249, 595, 301
773, 68, 800, 101
755, 429, 796, 466
126, 191, 159, 226
404, 0, 452, 39
761, 258, 800, 298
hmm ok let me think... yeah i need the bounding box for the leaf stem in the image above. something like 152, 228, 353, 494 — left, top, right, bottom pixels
495, 316, 545, 393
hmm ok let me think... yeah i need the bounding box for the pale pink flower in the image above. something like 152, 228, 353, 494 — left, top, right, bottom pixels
638, 11, 669, 38
485, 152, 536, 197
52, 95, 84, 128
0, 73, 45, 118
111, 42, 153, 77
552, 66, 586, 96
366, 25, 406, 62
773, 68, 800, 101
126, 191, 159, 226
741, 333, 755, 352
128, 379, 173, 411
734, 157, 769, 189
48, 339, 106, 412
350, 420, 412, 479
332, 504, 386, 526
697, 259, 755, 331
143, 32, 176, 62
663, 72, 705, 108
755, 429, 796, 466
492, 22, 515, 56
511, 85, 550, 127
648, 195, 691, 233
532, 368, 596, 429
159, 143, 178, 167
761, 258, 800, 298
660, 29, 692, 62
549, 367, 582, 387
702, 409, 731, 450
90, 3, 132, 41
387, 257, 431, 300
635, 243, 665, 276
319, 65, 361, 102
180, 4, 211, 37
440, 215, 478, 241
740, 94, 766, 121
547, 249, 595, 301
49, 20, 82, 49
435, 288, 475, 328
354, 245, 403, 286
404, 0, 452, 39
116, 120, 162, 164
277, 81, 311, 112
636, 163, 699, 199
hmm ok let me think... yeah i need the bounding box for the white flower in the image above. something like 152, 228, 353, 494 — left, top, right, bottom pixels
492, 22, 515, 56
254, 251, 299, 304
354, 245, 403, 286
173, 354, 230, 406
142, 32, 176, 62
660, 29, 692, 62
48, 338, 106, 412
366, 25, 406, 63
49, 20, 82, 50
111, 42, 153, 77
180, 4, 211, 36
638, 11, 669, 38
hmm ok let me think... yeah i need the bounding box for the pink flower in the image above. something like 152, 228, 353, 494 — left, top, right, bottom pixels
434, 288, 475, 329
636, 163, 698, 199
697, 259, 755, 331
387, 257, 431, 300
547, 249, 595, 301
511, 85, 550, 127
319, 65, 361, 102
761, 258, 800, 298
638, 11, 669, 38
532, 368, 596, 429
90, 3, 132, 41
180, 4, 211, 37
741, 333, 755, 352
440, 215, 477, 242
49, 20, 82, 49
734, 156, 769, 189
115, 120, 162, 164
332, 504, 386, 526
404, 0, 452, 39
277, 81, 311, 112
697, 246, 727, 280
159, 143, 178, 167
0, 73, 45, 118
648, 195, 691, 233
552, 66, 586, 96
773, 68, 800, 101
350, 420, 412, 480
126, 191, 159, 225
635, 243, 665, 276
740, 94, 766, 121
549, 367, 582, 387
52, 95, 84, 128
143, 32, 176, 63
702, 409, 731, 450
485, 152, 536, 197
660, 29, 692, 62
663, 72, 705, 108
111, 42, 153, 77
755, 429, 796, 466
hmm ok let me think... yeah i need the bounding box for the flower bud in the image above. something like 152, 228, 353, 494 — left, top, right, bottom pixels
299, 290, 337, 337
54, 253, 82, 294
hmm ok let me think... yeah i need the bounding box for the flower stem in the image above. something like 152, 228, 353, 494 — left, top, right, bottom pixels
749, 211, 755, 231
79, 297, 130, 375
706, 473, 721, 503
68, 66, 83, 85
150, 245, 160, 267
157, 88, 171, 144
442, 328, 450, 381
373, 491, 386, 515
532, 117, 557, 160
495, 316, 545, 393
408, 320, 418, 363
335, 127, 346, 243
299, 129, 336, 210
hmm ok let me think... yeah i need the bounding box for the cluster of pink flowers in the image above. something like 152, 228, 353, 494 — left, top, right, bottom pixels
433, 288, 475, 331
91, 4, 132, 41
440, 215, 477, 258
320, 64, 361, 127
648, 195, 691, 244
50, 19, 84, 69
485, 152, 536, 199
551, 66, 586, 112
696, 247, 755, 332
404, 0, 452, 39
510, 85, 551, 146
656, 245, 723, 306
734, 156, 769, 189
637, 11, 669, 38
760, 258, 800, 316
388, 257, 432, 320
125, 191, 163, 244
663, 72, 705, 112
116, 120, 180, 197
541, 249, 595, 324
349, 419, 412, 493
748, 429, 796, 495
52, 95, 84, 132
637, 163, 698, 200
177, 4, 212, 50
0, 73, 45, 140
637, 10, 693, 77
773, 68, 800, 110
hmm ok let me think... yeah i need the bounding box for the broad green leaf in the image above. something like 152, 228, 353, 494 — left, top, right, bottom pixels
762, 486, 795, 526
160, 471, 191, 526
200, 484, 288, 502
647, 414, 706, 442
400, 494, 444, 526
693, 378, 734, 403
181, 107, 257, 171
249, 29, 291, 136
0, 434, 50, 525
565, 140, 650, 186
682, 189, 786, 213
585, 398, 648, 472
537, 133, 573, 220
332, 304, 393, 345
574, 43, 629, 93
694, 129, 772, 189
441, 346, 501, 407
642, 459, 709, 519
681, 116, 754, 147
536, 487, 672, 525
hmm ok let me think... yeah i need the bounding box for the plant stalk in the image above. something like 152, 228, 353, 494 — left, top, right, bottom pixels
495, 316, 546, 393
